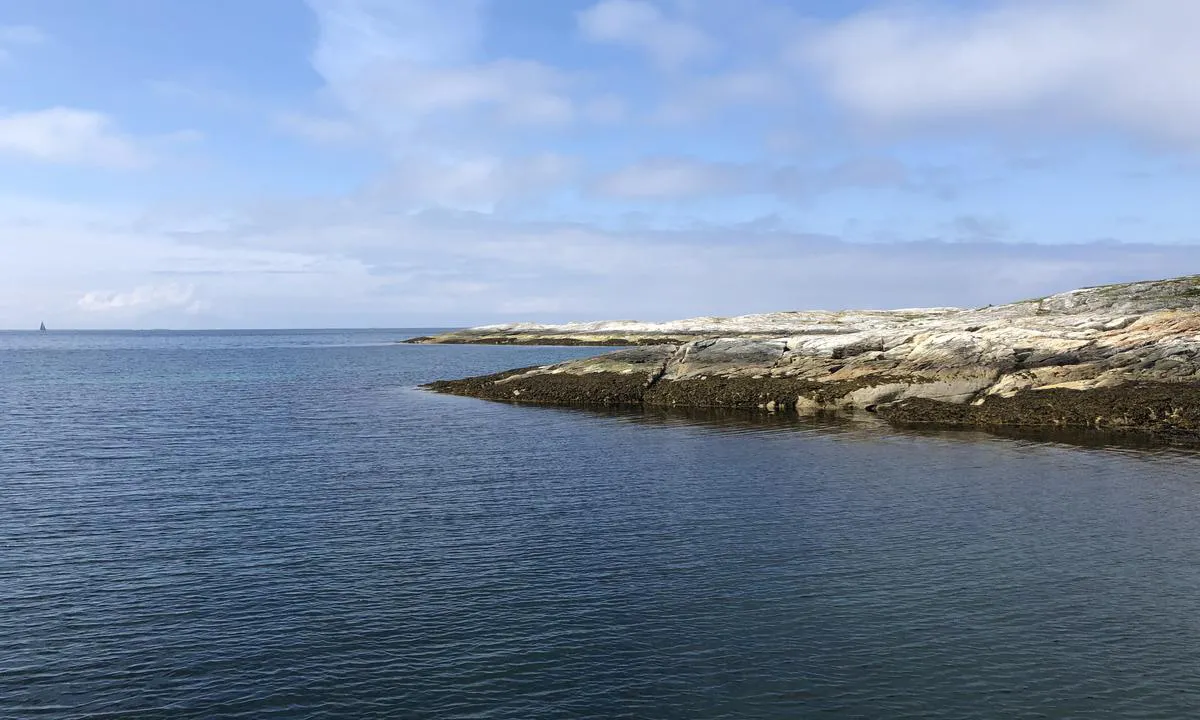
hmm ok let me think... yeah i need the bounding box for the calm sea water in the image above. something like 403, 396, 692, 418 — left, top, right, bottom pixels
4, 330, 1200, 719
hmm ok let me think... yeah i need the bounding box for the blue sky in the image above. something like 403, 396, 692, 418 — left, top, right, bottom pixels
3, 0, 1200, 328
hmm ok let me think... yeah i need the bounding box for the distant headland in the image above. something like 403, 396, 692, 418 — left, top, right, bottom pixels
417, 275, 1200, 443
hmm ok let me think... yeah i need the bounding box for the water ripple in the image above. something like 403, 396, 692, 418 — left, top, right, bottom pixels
4, 331, 1200, 718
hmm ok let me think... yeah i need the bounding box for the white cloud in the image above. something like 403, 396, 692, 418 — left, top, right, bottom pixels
351, 59, 573, 127
593, 155, 927, 201
0, 197, 389, 328
8, 190, 1200, 329
578, 0, 714, 70
308, 0, 573, 135
14, 1, 1200, 330
369, 153, 576, 210
309, 0, 483, 67
78, 284, 201, 314
0, 24, 44, 63
0, 108, 151, 168
801, 0, 1200, 145
594, 156, 746, 199
295, 0, 581, 209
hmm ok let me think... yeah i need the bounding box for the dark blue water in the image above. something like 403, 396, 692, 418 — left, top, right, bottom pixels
4, 330, 1200, 719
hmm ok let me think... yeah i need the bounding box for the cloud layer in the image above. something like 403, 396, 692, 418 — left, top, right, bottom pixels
78, 284, 202, 314
4, 1, 1200, 328
5, 191, 1200, 330
804, 0, 1200, 145
579, 0, 715, 70
0, 108, 150, 168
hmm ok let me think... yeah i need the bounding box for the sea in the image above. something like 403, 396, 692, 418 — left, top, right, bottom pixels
3, 329, 1200, 719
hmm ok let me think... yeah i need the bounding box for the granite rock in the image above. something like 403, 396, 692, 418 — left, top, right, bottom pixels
423, 275, 1200, 440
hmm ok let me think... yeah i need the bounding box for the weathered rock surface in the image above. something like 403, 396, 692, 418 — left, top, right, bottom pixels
423, 275, 1200, 441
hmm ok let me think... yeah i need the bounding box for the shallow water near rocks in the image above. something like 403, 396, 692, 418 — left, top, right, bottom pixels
4, 330, 1200, 719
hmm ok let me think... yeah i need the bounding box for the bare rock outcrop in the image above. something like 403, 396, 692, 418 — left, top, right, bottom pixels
423, 275, 1200, 440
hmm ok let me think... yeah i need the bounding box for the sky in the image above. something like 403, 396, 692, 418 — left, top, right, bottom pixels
3, 0, 1200, 329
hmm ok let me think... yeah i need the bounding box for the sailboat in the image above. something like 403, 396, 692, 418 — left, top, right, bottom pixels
39, 322, 46, 332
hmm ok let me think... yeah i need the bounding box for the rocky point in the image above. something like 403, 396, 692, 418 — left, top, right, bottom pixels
419, 275, 1200, 442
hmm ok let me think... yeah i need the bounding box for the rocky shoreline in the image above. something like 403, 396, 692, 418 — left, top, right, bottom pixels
420, 275, 1200, 443
405, 334, 690, 346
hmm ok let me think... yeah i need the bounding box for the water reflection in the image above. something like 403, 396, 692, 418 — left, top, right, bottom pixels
487, 400, 1200, 457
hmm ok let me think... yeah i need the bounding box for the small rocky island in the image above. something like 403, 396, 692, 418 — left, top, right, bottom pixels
417, 275, 1200, 441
